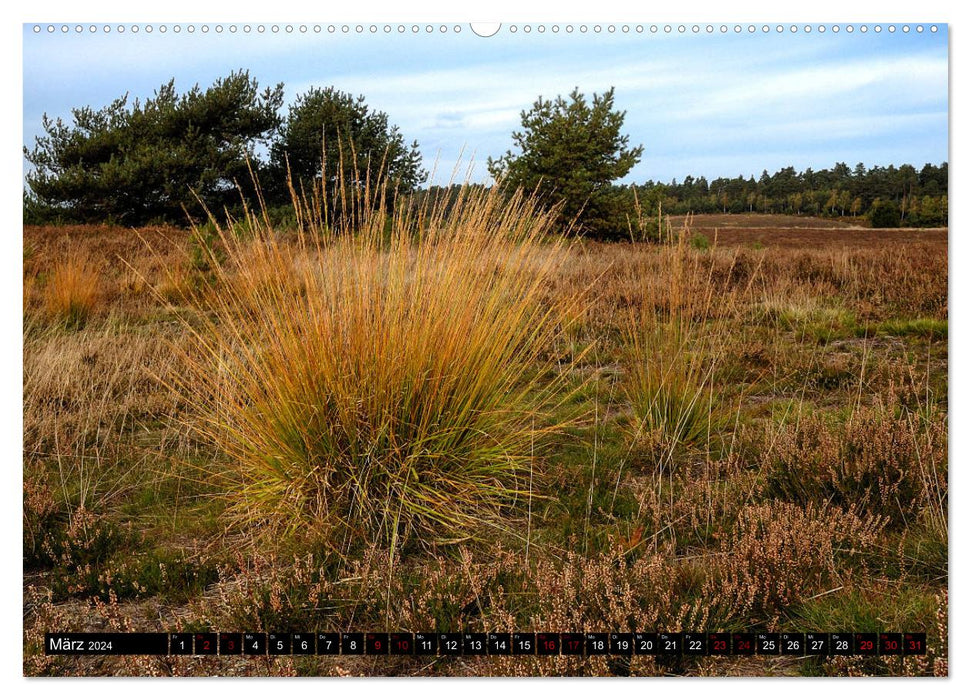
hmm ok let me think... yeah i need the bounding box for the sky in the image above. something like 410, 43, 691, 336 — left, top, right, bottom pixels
22, 22, 949, 186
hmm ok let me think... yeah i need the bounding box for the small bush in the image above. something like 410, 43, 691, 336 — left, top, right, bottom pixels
764, 397, 947, 528
703, 502, 885, 623
42, 507, 128, 569
690, 232, 711, 251
870, 200, 901, 228
23, 474, 61, 568
208, 552, 379, 633
50, 548, 218, 603
25, 498, 216, 602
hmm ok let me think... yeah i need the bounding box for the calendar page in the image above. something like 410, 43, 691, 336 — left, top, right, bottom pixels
21, 16, 948, 680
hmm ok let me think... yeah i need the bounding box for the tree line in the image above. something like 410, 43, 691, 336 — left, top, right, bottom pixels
23, 71, 948, 236
634, 162, 948, 227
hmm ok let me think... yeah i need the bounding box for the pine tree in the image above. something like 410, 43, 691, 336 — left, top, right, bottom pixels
268, 87, 425, 220
488, 87, 643, 239
24, 71, 283, 225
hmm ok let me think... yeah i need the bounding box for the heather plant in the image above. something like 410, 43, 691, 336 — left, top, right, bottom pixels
204, 553, 343, 633
764, 389, 947, 529
703, 502, 886, 624
23, 474, 61, 567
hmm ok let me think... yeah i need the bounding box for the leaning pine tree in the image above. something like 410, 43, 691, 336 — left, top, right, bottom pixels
24, 71, 283, 225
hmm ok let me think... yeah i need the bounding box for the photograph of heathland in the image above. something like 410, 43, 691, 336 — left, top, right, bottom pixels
22, 22, 947, 677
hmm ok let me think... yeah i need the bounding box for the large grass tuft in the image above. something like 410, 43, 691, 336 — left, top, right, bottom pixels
172, 179, 583, 553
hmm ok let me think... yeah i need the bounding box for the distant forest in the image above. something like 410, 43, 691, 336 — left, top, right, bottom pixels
633, 161, 948, 226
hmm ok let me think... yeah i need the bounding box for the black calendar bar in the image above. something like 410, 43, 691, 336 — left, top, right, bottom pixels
45, 631, 926, 656
46, 633, 168, 655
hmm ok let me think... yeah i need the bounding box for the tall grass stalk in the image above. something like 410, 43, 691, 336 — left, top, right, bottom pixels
623, 221, 742, 468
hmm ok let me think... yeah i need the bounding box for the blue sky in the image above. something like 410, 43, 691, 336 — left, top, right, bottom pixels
22, 23, 948, 185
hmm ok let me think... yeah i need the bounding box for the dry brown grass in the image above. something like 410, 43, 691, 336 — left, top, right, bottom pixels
40, 247, 102, 329
22, 209, 948, 677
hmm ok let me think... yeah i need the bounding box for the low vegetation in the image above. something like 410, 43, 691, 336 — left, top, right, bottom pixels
23, 185, 947, 676
40, 246, 102, 329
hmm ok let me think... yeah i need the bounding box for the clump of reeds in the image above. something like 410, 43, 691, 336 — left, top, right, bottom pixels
172, 167, 583, 553
42, 246, 101, 329
623, 222, 738, 466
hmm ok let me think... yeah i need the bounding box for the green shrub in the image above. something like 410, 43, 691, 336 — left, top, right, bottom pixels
690, 233, 711, 251
870, 200, 901, 228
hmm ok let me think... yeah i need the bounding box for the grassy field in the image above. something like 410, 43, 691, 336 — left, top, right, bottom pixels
22, 206, 947, 677
669, 213, 947, 249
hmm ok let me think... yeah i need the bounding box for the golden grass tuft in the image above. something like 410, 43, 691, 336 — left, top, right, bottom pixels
42, 247, 102, 329
172, 180, 585, 552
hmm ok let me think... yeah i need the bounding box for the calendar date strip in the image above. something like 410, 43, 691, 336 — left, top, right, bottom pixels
46, 631, 926, 657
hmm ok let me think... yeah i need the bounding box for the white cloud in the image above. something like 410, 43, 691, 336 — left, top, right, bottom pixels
661, 53, 947, 121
